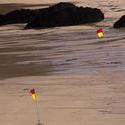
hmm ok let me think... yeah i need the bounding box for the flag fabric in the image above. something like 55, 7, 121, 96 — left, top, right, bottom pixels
97, 28, 103, 38
30, 88, 36, 101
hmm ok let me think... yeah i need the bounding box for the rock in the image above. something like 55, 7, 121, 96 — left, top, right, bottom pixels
25, 2, 104, 29
0, 9, 37, 26
0, 2, 104, 29
114, 15, 125, 28
0, 14, 4, 24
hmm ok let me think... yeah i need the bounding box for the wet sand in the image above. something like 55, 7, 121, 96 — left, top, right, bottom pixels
0, 0, 125, 125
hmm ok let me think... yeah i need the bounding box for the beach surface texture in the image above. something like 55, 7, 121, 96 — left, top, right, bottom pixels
0, 0, 125, 125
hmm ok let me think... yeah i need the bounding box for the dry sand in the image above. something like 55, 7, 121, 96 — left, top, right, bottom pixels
1, 72, 125, 125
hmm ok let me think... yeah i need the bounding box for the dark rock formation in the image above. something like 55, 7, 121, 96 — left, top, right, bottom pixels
0, 2, 104, 29
25, 2, 104, 29
0, 9, 37, 25
0, 14, 4, 24
114, 15, 125, 28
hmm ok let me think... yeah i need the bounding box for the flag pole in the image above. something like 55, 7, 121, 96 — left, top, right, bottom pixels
30, 88, 41, 125
35, 93, 41, 125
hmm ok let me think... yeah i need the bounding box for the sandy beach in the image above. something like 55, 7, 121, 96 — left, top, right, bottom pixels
0, 0, 125, 125
1, 73, 125, 125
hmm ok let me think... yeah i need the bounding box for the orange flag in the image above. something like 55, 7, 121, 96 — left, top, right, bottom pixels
30, 88, 36, 101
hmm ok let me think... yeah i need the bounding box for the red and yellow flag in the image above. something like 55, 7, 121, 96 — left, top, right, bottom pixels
30, 88, 36, 101
97, 28, 103, 38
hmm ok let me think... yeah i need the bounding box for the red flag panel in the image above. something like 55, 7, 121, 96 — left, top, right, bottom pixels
97, 29, 103, 33
30, 88, 35, 94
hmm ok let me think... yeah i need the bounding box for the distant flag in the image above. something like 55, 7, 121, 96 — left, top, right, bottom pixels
30, 88, 41, 125
97, 28, 103, 38
30, 88, 36, 101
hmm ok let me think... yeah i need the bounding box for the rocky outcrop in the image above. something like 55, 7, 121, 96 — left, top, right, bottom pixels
0, 9, 38, 25
0, 14, 4, 24
0, 2, 104, 29
25, 2, 104, 29
114, 15, 125, 28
